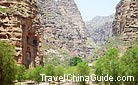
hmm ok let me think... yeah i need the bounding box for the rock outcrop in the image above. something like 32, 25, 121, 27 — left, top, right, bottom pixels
0, 0, 43, 68
113, 0, 138, 43
86, 15, 114, 46
38, 0, 95, 61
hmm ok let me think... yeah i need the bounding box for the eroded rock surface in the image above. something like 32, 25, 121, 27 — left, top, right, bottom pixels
0, 0, 43, 68
113, 0, 138, 42
86, 15, 114, 46
38, 0, 96, 62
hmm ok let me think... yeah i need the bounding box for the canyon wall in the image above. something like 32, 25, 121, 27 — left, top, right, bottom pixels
86, 15, 114, 46
38, 0, 96, 62
113, 0, 138, 43
0, 0, 43, 68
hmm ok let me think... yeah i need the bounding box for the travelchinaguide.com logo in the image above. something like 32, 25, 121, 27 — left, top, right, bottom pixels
40, 74, 134, 82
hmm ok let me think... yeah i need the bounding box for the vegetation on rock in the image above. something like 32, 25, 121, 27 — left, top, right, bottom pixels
0, 7, 7, 13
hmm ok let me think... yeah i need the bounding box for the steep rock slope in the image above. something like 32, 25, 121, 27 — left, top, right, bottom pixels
113, 0, 138, 43
0, 0, 43, 67
38, 0, 95, 63
86, 15, 114, 46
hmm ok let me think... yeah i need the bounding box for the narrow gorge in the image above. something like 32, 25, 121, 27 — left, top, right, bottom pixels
0, 0, 138, 68
0, 0, 138, 85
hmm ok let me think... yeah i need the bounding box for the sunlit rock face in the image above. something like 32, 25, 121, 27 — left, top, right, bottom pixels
0, 0, 43, 68
113, 0, 138, 42
38, 0, 95, 61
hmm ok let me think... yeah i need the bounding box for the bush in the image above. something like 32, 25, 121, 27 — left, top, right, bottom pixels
54, 65, 65, 83
69, 57, 83, 66
76, 62, 90, 85
25, 66, 43, 84
43, 64, 55, 82
94, 48, 121, 85
121, 46, 138, 84
0, 41, 17, 85
32, 66, 43, 83
94, 47, 138, 85
25, 68, 34, 80
16, 65, 26, 82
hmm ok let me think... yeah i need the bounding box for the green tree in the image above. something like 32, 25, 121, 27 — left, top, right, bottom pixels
54, 65, 65, 84
25, 68, 34, 80
44, 64, 55, 76
0, 41, 17, 85
44, 64, 55, 83
65, 66, 77, 81
25, 66, 43, 84
76, 62, 90, 85
16, 65, 26, 82
121, 46, 138, 84
65, 66, 77, 75
32, 66, 43, 84
69, 57, 83, 66
94, 57, 105, 78
94, 48, 121, 85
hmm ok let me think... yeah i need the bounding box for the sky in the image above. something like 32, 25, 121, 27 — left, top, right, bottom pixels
74, 0, 121, 21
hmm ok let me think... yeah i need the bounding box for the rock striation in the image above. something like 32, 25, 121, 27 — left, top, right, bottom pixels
0, 0, 43, 68
113, 0, 138, 43
38, 0, 95, 61
86, 15, 114, 46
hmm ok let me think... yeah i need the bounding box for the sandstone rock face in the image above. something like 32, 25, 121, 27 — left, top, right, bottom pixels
113, 0, 138, 42
0, 0, 43, 68
38, 0, 95, 61
86, 15, 114, 46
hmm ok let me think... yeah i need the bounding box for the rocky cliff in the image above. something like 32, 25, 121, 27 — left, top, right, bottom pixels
113, 0, 138, 43
38, 0, 95, 63
86, 15, 114, 46
0, 0, 43, 68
